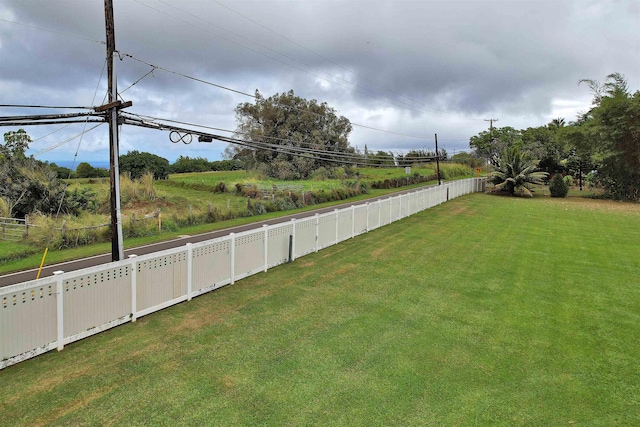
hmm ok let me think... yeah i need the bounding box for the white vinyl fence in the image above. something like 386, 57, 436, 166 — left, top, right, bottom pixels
1, 178, 485, 369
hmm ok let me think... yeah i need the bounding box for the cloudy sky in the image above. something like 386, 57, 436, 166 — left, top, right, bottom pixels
1, 0, 638, 166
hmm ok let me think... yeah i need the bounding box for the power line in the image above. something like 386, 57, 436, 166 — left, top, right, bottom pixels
0, 18, 105, 46
123, 112, 433, 161
122, 53, 257, 98
130, 0, 461, 118
121, 112, 441, 165
121, 53, 434, 141
32, 123, 105, 156
0, 104, 95, 110
209, 0, 483, 121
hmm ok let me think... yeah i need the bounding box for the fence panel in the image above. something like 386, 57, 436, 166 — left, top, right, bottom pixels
234, 230, 265, 281
390, 196, 401, 222
317, 212, 336, 249
337, 208, 353, 242
354, 205, 368, 236
401, 194, 411, 218
63, 264, 131, 339
295, 217, 316, 258
192, 238, 232, 294
0, 217, 27, 242
367, 202, 380, 231
136, 251, 189, 314
379, 198, 391, 226
408, 192, 418, 216
0, 278, 57, 366
267, 223, 292, 268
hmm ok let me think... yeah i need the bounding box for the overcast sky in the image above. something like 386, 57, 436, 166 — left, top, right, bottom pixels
1, 0, 638, 166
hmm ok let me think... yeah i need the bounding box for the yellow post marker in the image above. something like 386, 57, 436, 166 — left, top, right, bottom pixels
36, 247, 49, 280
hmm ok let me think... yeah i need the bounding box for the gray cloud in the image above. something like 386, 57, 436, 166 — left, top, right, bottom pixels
0, 0, 638, 163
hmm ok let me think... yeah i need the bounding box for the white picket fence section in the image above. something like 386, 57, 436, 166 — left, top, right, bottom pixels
0, 178, 485, 369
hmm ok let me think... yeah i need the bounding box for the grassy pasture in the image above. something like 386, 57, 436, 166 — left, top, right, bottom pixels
1, 193, 639, 425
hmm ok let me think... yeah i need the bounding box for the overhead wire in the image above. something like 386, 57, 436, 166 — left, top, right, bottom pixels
0, 18, 106, 46
32, 123, 104, 157
209, 0, 483, 121
121, 112, 440, 165
124, 112, 437, 161
120, 52, 434, 141
0, 104, 94, 110
153, 0, 448, 117
130, 0, 454, 118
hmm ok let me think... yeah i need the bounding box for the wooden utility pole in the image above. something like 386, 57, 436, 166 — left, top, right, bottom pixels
484, 118, 498, 139
435, 133, 441, 185
104, 0, 124, 261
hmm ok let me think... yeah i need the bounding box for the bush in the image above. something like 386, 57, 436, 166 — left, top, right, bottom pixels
549, 174, 569, 198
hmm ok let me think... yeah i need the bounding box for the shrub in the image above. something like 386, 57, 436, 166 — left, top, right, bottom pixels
549, 173, 569, 198
214, 181, 227, 193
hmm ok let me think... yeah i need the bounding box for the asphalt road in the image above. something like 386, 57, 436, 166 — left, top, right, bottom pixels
1, 185, 437, 288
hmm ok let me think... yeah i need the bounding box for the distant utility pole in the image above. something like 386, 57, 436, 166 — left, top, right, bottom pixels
484, 118, 498, 139
434, 133, 441, 185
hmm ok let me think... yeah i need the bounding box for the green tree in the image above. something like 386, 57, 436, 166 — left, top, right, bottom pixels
489, 146, 548, 197
49, 162, 76, 179
76, 162, 103, 179
119, 151, 170, 180
469, 126, 522, 165
549, 173, 569, 197
0, 130, 72, 218
450, 152, 483, 169
1, 129, 31, 161
228, 90, 354, 179
577, 73, 640, 200
367, 150, 395, 166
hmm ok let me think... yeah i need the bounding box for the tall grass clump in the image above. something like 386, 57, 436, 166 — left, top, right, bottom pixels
0, 197, 9, 217
440, 163, 473, 179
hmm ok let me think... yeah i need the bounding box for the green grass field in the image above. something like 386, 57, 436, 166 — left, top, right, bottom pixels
2, 194, 639, 425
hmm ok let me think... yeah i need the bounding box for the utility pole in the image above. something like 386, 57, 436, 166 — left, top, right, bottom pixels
484, 118, 498, 139
435, 133, 441, 185
104, 0, 124, 261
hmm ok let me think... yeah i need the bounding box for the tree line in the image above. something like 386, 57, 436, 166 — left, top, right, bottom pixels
469, 73, 639, 200
48, 153, 244, 180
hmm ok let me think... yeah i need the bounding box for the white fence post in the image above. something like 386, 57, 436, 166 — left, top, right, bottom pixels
128, 255, 138, 322
230, 233, 236, 284
291, 218, 297, 261
53, 270, 64, 351
315, 214, 320, 252
366, 202, 369, 232
334, 209, 339, 244
186, 243, 193, 301
351, 205, 355, 238
263, 225, 269, 272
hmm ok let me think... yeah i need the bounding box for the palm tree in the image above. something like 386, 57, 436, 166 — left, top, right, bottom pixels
489, 146, 548, 197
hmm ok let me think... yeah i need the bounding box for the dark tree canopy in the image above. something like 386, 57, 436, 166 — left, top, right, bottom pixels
75, 162, 108, 179
576, 73, 640, 200
119, 150, 170, 180
227, 90, 354, 180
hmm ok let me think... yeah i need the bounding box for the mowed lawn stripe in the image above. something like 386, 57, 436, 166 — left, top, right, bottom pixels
1, 194, 639, 425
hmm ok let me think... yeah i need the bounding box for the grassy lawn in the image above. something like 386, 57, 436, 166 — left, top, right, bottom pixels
2, 194, 638, 425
